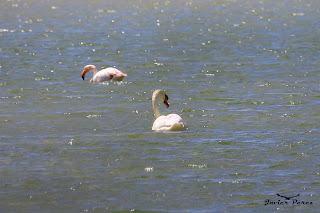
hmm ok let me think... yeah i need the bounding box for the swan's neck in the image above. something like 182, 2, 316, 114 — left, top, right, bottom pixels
152, 96, 161, 119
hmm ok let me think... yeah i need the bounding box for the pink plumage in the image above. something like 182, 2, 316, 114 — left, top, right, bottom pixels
81, 65, 127, 83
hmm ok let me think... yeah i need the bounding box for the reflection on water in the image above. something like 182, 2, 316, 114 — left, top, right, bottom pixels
1, 0, 319, 212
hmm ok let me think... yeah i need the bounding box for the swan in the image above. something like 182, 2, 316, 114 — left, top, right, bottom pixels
81, 65, 127, 83
152, 89, 185, 131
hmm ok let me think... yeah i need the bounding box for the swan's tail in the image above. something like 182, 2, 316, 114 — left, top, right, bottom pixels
170, 122, 185, 131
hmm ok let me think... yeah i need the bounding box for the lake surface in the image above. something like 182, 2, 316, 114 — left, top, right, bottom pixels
1, 0, 319, 212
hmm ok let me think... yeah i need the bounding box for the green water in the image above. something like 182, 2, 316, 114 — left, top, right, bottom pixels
1, 0, 319, 212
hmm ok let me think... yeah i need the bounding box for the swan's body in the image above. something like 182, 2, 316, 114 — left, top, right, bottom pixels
152, 89, 185, 131
81, 65, 127, 83
152, 114, 185, 131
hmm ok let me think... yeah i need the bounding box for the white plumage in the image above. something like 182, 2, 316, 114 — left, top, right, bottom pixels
152, 89, 185, 131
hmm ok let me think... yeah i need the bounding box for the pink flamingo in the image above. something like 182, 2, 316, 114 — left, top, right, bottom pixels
81, 65, 127, 83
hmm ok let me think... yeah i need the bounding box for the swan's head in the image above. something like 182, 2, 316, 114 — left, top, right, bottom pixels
153, 89, 169, 108
164, 94, 169, 108
81, 65, 96, 80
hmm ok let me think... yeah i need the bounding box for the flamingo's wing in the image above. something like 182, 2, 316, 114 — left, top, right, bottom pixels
91, 69, 112, 82
93, 68, 126, 82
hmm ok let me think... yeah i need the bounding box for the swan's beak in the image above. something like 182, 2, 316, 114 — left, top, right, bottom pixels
164, 94, 169, 108
81, 70, 86, 80
164, 101, 169, 108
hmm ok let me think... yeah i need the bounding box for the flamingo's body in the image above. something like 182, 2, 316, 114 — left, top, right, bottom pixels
152, 89, 185, 131
81, 65, 127, 83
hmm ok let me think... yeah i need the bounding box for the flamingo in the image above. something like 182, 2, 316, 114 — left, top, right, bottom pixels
152, 89, 185, 131
81, 65, 127, 83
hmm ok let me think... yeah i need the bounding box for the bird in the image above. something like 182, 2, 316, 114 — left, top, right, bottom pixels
81, 65, 127, 83
151, 89, 185, 131
276, 193, 300, 200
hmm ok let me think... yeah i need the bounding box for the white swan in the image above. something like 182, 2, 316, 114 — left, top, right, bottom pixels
152, 89, 185, 131
81, 64, 127, 83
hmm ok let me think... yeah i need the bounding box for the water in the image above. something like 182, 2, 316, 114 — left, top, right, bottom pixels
1, 0, 320, 212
